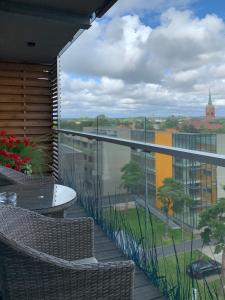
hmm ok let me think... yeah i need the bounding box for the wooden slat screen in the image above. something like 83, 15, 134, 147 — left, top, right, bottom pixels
51, 61, 59, 180
0, 61, 55, 173
0, 62, 52, 137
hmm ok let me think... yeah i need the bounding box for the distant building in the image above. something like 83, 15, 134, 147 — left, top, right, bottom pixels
206, 90, 215, 121
152, 118, 165, 130
183, 91, 222, 131
173, 133, 217, 227
132, 129, 225, 228
76, 127, 131, 200
61, 122, 225, 228
185, 119, 221, 131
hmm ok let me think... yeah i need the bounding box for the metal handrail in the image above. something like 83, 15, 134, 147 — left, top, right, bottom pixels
54, 128, 225, 168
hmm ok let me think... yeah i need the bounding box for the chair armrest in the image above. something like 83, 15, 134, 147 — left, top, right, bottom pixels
49, 261, 135, 300
30, 216, 94, 260
3, 244, 135, 300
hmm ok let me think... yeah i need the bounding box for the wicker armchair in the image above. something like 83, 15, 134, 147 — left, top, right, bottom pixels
0, 206, 135, 300
0, 166, 54, 185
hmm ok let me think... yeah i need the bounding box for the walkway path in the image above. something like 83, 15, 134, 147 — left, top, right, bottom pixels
149, 238, 203, 258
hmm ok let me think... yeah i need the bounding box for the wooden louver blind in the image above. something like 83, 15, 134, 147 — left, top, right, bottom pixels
51, 61, 59, 180
0, 61, 52, 138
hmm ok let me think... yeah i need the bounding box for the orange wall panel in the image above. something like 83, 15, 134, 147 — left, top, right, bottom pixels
155, 132, 173, 210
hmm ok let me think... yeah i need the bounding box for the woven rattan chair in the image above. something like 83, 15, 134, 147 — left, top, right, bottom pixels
0, 166, 54, 185
0, 205, 135, 300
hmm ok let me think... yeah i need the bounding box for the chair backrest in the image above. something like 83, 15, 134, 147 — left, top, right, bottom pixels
0, 166, 27, 184
0, 205, 41, 247
0, 206, 42, 299
0, 205, 70, 256
0, 166, 55, 185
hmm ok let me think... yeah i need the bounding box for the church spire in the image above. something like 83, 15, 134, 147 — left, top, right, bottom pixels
206, 89, 215, 120
208, 89, 212, 105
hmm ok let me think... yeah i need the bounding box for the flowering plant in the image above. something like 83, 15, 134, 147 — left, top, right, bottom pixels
0, 130, 45, 175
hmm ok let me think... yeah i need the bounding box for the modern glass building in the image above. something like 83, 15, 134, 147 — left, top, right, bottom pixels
173, 133, 217, 227
61, 127, 224, 228
131, 130, 156, 206
131, 130, 221, 228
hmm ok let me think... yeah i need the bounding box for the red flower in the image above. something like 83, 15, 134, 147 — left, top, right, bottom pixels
0, 149, 9, 157
7, 143, 14, 149
0, 131, 37, 173
8, 137, 15, 144
23, 138, 31, 146
16, 159, 23, 165
14, 165, 21, 171
0, 138, 8, 144
22, 156, 31, 163
10, 153, 20, 160
0, 130, 7, 136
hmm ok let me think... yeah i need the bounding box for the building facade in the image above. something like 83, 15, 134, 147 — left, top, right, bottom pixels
132, 130, 225, 228
61, 124, 225, 228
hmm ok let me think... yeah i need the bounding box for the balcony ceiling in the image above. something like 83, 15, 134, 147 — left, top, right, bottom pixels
0, 0, 117, 64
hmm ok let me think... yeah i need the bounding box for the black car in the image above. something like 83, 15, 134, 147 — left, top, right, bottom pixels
186, 259, 222, 279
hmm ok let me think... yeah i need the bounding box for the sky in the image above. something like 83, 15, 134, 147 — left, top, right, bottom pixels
60, 0, 225, 118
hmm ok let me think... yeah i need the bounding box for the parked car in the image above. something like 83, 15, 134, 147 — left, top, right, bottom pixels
186, 259, 222, 279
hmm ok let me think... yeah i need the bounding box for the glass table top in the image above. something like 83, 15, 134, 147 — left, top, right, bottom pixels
0, 182, 77, 211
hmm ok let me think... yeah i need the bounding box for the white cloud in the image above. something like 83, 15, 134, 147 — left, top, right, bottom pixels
99, 77, 124, 94
60, 74, 212, 117
60, 8, 225, 117
62, 15, 152, 81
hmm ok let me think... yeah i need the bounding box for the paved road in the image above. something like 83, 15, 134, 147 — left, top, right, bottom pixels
116, 230, 203, 259
146, 238, 203, 258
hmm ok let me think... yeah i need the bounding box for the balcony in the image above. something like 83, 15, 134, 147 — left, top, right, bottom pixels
55, 127, 225, 299
1, 1, 225, 299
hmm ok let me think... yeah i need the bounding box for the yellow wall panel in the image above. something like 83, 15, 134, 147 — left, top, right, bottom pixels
155, 132, 173, 210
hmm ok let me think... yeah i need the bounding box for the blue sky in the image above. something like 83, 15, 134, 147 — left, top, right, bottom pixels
60, 0, 225, 118
193, 1, 225, 20
116, 1, 225, 24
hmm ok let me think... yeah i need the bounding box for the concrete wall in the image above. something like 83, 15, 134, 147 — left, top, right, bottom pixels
101, 128, 131, 196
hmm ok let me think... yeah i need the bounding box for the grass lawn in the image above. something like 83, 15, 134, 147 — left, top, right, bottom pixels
102, 206, 224, 298
105, 207, 193, 247
157, 250, 224, 300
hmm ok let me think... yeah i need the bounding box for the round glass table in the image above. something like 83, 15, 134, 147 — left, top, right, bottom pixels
0, 183, 77, 217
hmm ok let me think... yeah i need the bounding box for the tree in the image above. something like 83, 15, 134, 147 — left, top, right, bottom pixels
161, 116, 179, 130
120, 160, 143, 209
135, 119, 154, 130
199, 198, 225, 289
157, 177, 192, 239
97, 114, 111, 126
180, 123, 198, 133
